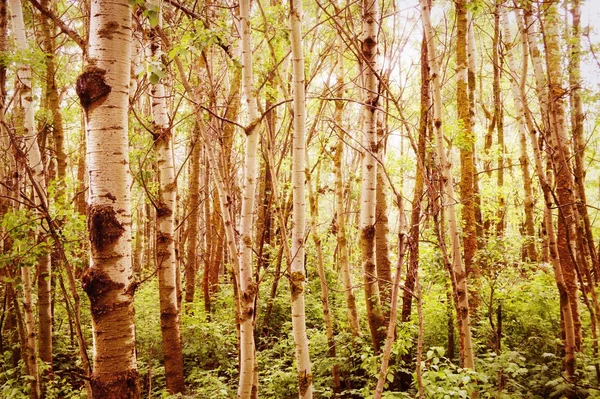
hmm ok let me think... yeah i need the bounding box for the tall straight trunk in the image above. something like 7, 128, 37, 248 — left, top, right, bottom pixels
75, 1, 139, 397
9, 0, 44, 396
420, 0, 475, 369
541, 1, 582, 351
289, 0, 313, 397
149, 21, 185, 394
568, 2, 600, 373
307, 163, 340, 395
467, 12, 483, 241
500, 7, 536, 262
133, 205, 144, 276
185, 125, 202, 304
360, 0, 385, 354
456, 0, 476, 280
38, 0, 66, 380
237, 0, 261, 395
569, 0, 598, 281
374, 201, 406, 398
375, 118, 391, 324
203, 156, 213, 313
492, 1, 505, 236
402, 32, 428, 324
518, 10, 577, 385
333, 0, 359, 336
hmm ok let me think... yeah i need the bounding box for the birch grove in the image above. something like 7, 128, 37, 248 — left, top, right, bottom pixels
2, 0, 600, 397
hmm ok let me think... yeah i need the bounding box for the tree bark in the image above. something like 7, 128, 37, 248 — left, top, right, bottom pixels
307, 163, 340, 395
149, 19, 185, 394
569, 0, 599, 282
237, 0, 261, 395
76, 1, 139, 396
500, 6, 536, 262
333, 0, 359, 336
420, 0, 475, 369
375, 118, 391, 324
518, 7, 577, 386
9, 0, 45, 395
493, 1, 505, 236
374, 201, 406, 398
360, 0, 385, 354
403, 33, 428, 324
541, 0, 582, 352
185, 125, 202, 304
290, 0, 313, 396
456, 0, 477, 280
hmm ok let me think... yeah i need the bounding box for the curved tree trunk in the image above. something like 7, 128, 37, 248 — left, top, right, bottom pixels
76, 1, 139, 397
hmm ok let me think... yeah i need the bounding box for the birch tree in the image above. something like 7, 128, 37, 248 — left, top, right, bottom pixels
360, 0, 385, 353
75, 0, 139, 396
237, 0, 261, 395
9, 0, 46, 395
420, 0, 475, 369
290, 0, 313, 396
149, 15, 185, 394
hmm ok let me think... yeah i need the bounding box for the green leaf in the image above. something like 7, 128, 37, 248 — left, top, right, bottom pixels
147, 10, 159, 28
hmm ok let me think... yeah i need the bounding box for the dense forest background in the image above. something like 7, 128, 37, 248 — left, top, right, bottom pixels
1, 0, 600, 398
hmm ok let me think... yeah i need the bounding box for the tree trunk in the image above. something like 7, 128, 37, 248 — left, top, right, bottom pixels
360, 0, 385, 354
9, 0, 45, 395
307, 163, 340, 395
569, 0, 599, 282
185, 125, 202, 304
375, 118, 391, 324
333, 1, 359, 336
456, 0, 477, 281
493, 1, 505, 236
374, 201, 407, 398
542, 0, 582, 352
500, 6, 536, 262
289, 0, 313, 396
518, 7, 577, 386
237, 0, 261, 395
149, 20, 185, 394
420, 0, 475, 369
76, 0, 139, 396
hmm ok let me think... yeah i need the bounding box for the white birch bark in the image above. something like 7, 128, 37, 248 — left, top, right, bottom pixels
238, 0, 261, 396
290, 0, 312, 396
360, 0, 385, 353
9, 0, 43, 395
76, 0, 139, 396
150, 13, 185, 393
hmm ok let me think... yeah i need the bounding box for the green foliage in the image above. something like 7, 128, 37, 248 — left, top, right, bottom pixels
420, 347, 481, 398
